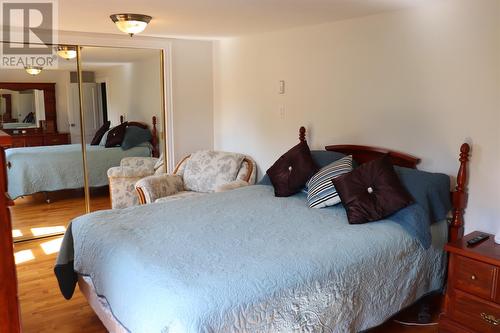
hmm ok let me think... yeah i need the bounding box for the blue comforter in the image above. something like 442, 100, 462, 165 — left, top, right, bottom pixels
6, 143, 151, 199
56, 185, 447, 333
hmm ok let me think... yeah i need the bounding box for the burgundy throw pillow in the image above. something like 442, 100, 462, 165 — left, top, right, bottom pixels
91, 121, 111, 145
332, 156, 413, 224
266, 141, 319, 197
105, 122, 128, 148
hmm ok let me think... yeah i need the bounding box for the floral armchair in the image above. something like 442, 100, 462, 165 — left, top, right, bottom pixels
108, 151, 256, 209
107, 156, 162, 209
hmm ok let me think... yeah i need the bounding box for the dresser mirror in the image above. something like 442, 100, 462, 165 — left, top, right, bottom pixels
0, 88, 44, 129
79, 46, 164, 213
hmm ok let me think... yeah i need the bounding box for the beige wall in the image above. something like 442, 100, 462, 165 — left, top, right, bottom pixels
213, 0, 500, 234
171, 39, 214, 163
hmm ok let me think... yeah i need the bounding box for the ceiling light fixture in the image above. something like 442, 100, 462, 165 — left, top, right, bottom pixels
25, 66, 43, 76
110, 13, 152, 36
57, 45, 77, 60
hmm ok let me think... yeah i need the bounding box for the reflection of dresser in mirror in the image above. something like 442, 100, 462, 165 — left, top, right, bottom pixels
0, 82, 70, 148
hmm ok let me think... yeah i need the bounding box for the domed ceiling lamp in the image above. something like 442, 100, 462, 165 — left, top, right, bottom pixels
57, 45, 77, 60
25, 66, 43, 76
110, 13, 152, 36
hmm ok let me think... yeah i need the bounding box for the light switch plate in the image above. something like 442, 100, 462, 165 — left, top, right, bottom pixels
279, 80, 285, 94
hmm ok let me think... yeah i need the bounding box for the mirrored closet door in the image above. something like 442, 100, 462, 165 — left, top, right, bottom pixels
79, 46, 164, 213
2, 44, 86, 244
4, 44, 167, 243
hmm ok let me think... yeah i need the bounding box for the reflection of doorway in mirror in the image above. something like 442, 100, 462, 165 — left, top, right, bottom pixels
69, 82, 102, 143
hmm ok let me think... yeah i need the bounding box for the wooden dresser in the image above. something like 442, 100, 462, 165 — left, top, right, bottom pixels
9, 132, 70, 147
0, 131, 70, 148
439, 231, 500, 332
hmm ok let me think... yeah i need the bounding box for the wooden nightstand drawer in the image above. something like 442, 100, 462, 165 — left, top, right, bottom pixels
449, 289, 500, 333
454, 255, 497, 300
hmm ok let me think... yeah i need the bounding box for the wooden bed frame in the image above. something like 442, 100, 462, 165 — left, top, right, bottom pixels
299, 126, 470, 242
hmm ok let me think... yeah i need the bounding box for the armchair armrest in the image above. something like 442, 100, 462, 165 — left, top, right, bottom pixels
215, 180, 250, 192
135, 174, 184, 204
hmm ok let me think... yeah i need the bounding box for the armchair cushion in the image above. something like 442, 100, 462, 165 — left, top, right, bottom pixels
135, 174, 184, 204
215, 180, 249, 192
183, 150, 245, 193
154, 191, 205, 203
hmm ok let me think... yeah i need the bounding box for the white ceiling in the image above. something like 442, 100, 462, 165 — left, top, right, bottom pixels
57, 0, 430, 39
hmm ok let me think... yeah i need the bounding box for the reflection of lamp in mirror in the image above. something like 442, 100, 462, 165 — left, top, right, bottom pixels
25, 66, 43, 76
110, 13, 152, 36
57, 45, 77, 60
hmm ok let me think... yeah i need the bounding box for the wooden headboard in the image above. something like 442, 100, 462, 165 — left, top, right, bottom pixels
298, 126, 470, 242
119, 115, 159, 157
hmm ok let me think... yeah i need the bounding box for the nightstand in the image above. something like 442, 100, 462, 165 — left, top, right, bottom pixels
439, 231, 500, 332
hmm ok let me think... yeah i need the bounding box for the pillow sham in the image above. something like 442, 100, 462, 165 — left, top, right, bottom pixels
121, 125, 152, 150
266, 141, 318, 197
90, 121, 110, 145
105, 122, 128, 148
332, 156, 413, 224
258, 150, 347, 186
306, 155, 353, 208
311, 150, 347, 168
394, 166, 452, 223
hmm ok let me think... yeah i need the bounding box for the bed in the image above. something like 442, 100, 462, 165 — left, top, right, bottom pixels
55, 127, 470, 333
5, 117, 159, 200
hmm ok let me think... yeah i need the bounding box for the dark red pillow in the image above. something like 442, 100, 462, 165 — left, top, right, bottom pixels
332, 156, 413, 224
105, 122, 128, 148
266, 141, 318, 197
91, 121, 111, 145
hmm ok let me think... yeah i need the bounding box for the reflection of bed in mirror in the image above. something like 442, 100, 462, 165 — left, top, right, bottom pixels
5, 116, 158, 200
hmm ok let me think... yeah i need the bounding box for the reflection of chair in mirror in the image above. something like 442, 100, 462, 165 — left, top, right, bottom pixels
109, 151, 256, 209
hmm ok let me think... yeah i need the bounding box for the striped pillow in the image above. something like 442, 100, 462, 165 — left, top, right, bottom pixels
306, 155, 353, 208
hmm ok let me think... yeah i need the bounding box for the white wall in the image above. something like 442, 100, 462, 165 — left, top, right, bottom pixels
94, 64, 132, 126
0, 69, 72, 132
94, 54, 162, 127
171, 39, 214, 163
213, 0, 500, 234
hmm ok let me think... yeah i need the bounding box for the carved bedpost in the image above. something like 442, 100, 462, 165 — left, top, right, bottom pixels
299, 127, 306, 142
120, 115, 124, 124
450, 143, 470, 242
151, 116, 159, 158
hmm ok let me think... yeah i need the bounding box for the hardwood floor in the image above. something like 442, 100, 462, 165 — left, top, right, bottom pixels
16, 238, 106, 333
11, 189, 110, 242
13, 194, 440, 333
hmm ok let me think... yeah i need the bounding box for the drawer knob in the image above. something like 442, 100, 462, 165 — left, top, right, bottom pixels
471, 274, 477, 280
481, 313, 499, 326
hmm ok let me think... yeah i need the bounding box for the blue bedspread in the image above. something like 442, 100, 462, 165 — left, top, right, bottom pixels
56, 185, 447, 333
6, 143, 151, 199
